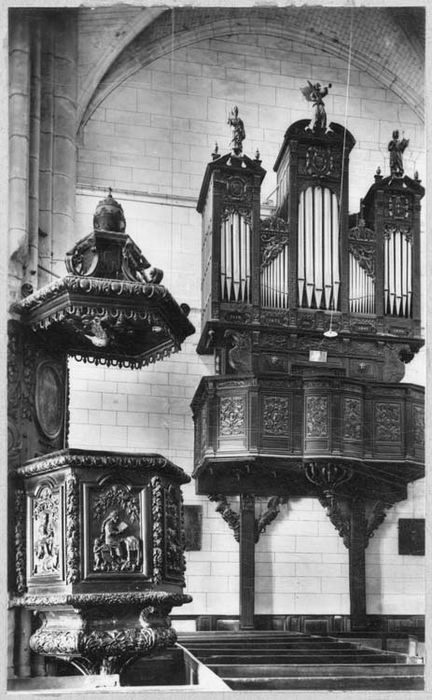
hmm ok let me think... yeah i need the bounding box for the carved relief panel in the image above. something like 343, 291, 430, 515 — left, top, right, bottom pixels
84, 481, 149, 578
375, 402, 402, 442
305, 396, 329, 438
219, 396, 246, 436
262, 396, 290, 436
29, 484, 63, 583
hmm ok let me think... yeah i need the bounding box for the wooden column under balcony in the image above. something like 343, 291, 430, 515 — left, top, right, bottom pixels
349, 498, 367, 630
239, 494, 255, 630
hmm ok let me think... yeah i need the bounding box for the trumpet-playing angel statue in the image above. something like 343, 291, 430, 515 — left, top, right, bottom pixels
300, 81, 332, 133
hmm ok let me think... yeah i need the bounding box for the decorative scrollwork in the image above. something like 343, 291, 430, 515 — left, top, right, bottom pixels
17, 450, 190, 484
66, 476, 80, 584
260, 217, 289, 268
165, 484, 186, 582
220, 396, 245, 436
224, 330, 252, 374
375, 402, 401, 441
413, 405, 424, 446
305, 396, 328, 438
305, 461, 353, 497
263, 397, 289, 436
255, 496, 288, 541
343, 398, 362, 441
318, 494, 351, 548
208, 494, 240, 542
151, 476, 164, 584
15, 487, 27, 594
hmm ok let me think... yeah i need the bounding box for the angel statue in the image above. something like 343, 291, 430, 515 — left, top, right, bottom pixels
300, 81, 332, 133
388, 130, 409, 178
227, 106, 245, 155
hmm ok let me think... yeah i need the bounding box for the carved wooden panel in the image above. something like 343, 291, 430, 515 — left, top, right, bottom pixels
219, 396, 245, 436
343, 398, 362, 441
305, 396, 328, 438
263, 397, 289, 436
413, 405, 424, 446
85, 482, 148, 578
375, 402, 401, 442
29, 485, 63, 582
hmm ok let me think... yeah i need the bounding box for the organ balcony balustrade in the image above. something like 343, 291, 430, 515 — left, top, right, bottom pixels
191, 373, 424, 500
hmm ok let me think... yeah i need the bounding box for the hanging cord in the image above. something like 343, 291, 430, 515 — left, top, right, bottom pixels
324, 9, 354, 339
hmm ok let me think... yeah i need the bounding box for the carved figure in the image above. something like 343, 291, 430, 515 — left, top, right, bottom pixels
300, 81, 332, 133
93, 508, 142, 573
101, 509, 128, 561
33, 512, 59, 574
388, 130, 409, 177
227, 106, 245, 155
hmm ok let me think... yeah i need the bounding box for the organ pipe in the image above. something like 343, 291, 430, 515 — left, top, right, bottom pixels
297, 186, 340, 310
220, 212, 251, 303
383, 227, 412, 318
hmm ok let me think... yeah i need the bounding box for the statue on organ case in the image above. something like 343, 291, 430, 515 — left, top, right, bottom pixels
388, 130, 409, 177
227, 105, 246, 155
300, 80, 332, 133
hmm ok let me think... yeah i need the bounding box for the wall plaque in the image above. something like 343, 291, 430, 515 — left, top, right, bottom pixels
183, 505, 203, 551
398, 518, 425, 556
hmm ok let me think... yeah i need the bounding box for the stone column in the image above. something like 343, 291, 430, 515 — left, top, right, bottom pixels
239, 494, 255, 630
39, 11, 78, 286
8, 15, 31, 300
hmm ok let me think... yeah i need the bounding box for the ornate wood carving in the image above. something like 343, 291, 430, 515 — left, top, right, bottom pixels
413, 405, 424, 445
151, 476, 164, 585
305, 462, 353, 497
15, 487, 27, 594
32, 486, 61, 577
255, 496, 287, 540
219, 396, 245, 435
65, 476, 80, 584
260, 217, 289, 267
224, 330, 252, 374
90, 483, 142, 574
300, 145, 340, 178
208, 494, 240, 541
263, 397, 289, 436
17, 450, 189, 484
343, 398, 362, 440
318, 495, 351, 548
165, 484, 186, 582
305, 396, 328, 438
375, 402, 401, 441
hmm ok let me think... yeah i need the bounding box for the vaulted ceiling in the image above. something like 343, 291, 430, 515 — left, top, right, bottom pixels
78, 6, 425, 132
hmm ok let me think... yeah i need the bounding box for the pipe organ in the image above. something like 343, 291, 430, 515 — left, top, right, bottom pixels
221, 211, 252, 303
193, 97, 424, 630
297, 185, 340, 310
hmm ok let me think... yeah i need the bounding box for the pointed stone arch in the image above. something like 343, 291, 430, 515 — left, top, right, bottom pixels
78, 7, 424, 135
